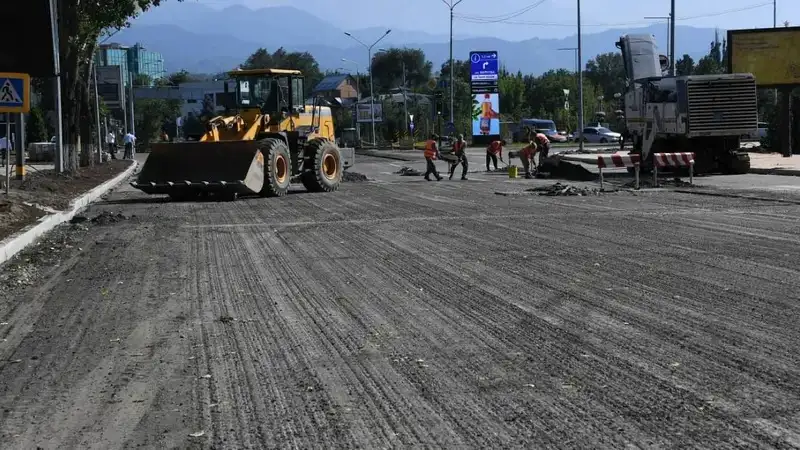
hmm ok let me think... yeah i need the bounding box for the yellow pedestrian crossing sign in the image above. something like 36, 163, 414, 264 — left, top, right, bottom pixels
0, 72, 30, 113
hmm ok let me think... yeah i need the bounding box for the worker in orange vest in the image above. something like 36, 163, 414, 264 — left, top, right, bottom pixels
534, 132, 551, 171
486, 139, 506, 172
449, 133, 468, 180
519, 139, 538, 179
423, 134, 443, 181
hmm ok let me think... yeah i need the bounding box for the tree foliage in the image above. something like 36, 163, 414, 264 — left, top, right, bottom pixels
371, 48, 433, 92
134, 98, 181, 150
241, 47, 323, 95
27, 106, 50, 144
55, 0, 183, 172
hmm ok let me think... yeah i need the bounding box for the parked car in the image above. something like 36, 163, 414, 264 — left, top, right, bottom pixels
574, 126, 621, 143
511, 118, 567, 143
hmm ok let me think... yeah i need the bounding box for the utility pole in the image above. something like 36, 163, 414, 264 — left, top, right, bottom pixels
670, 0, 676, 76
402, 61, 408, 133
341, 58, 362, 141
93, 58, 102, 163
345, 29, 392, 147
577, 0, 584, 151
558, 47, 579, 132
442, 0, 464, 125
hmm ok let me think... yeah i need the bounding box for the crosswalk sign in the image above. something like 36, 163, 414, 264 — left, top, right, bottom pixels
0, 73, 30, 113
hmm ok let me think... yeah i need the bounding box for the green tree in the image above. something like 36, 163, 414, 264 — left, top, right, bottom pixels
585, 52, 626, 100
134, 98, 181, 150
371, 48, 433, 92
57, 0, 182, 172
241, 47, 323, 96
498, 69, 525, 121
27, 106, 49, 144
675, 54, 695, 76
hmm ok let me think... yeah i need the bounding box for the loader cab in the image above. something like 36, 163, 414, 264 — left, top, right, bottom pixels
227, 68, 305, 123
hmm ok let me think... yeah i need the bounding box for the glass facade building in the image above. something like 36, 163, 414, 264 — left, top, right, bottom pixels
96, 43, 165, 86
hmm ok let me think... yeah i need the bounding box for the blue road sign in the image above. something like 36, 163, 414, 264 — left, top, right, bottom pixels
445, 122, 456, 134
469, 51, 499, 84
0, 73, 30, 113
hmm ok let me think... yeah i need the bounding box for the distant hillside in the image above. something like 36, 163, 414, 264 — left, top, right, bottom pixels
119, 4, 723, 76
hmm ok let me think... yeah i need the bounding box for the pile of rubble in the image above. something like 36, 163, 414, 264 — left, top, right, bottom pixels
395, 167, 422, 176
342, 171, 369, 182
525, 183, 604, 196
70, 211, 130, 226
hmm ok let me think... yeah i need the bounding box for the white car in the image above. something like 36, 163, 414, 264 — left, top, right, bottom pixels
575, 126, 621, 143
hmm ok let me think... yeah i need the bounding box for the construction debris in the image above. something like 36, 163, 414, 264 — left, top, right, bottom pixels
90, 211, 130, 226
526, 183, 604, 196
396, 167, 422, 176
342, 171, 369, 182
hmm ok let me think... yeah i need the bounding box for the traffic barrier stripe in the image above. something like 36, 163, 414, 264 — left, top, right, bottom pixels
654, 152, 695, 168
596, 153, 641, 168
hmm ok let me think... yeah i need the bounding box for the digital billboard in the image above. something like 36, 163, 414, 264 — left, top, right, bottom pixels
472, 93, 500, 136
728, 27, 800, 87
470, 51, 500, 140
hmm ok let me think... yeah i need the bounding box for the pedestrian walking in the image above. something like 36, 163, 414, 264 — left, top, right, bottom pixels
106, 131, 117, 159
123, 132, 136, 159
486, 139, 505, 171
519, 140, 538, 179
449, 133, 469, 180
534, 132, 551, 171
423, 133, 443, 181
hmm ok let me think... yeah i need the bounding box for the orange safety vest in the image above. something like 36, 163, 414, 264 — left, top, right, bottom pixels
453, 139, 466, 154
521, 143, 537, 159
535, 133, 550, 147
487, 141, 503, 157
424, 140, 437, 159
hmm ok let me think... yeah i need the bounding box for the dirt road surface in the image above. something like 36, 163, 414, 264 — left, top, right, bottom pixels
1, 157, 799, 448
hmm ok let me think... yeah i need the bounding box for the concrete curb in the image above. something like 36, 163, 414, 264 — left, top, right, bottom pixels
748, 168, 800, 177
0, 160, 139, 267
672, 188, 800, 205
355, 150, 416, 162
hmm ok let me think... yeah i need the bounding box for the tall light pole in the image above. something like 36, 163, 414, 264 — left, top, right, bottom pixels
645, 15, 671, 73
577, 0, 584, 151
670, 0, 675, 76
340, 58, 362, 140
345, 29, 392, 147
442, 0, 464, 125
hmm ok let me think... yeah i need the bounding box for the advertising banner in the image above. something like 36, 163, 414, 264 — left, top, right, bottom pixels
97, 65, 125, 111
472, 93, 500, 136
470, 51, 500, 141
728, 27, 800, 87
356, 103, 383, 123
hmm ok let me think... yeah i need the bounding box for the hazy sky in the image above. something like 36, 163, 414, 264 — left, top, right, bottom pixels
189, 0, 795, 39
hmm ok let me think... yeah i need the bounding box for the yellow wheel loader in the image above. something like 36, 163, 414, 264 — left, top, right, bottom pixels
131, 68, 355, 201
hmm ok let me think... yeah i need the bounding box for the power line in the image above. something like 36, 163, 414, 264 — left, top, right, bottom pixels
454, 1, 772, 27
455, 0, 548, 22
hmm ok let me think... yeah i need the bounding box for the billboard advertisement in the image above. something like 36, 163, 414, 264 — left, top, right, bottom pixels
96, 65, 125, 111
472, 93, 500, 136
356, 103, 383, 123
728, 27, 800, 87
470, 51, 500, 141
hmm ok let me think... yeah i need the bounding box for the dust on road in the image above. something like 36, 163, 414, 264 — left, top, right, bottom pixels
1, 164, 799, 448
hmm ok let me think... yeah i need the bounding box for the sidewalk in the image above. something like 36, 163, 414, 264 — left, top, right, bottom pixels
748, 152, 800, 175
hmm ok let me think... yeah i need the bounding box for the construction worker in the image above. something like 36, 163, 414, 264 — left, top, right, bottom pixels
486, 139, 506, 172
519, 140, 538, 179
534, 133, 551, 171
449, 133, 468, 180
423, 133, 443, 181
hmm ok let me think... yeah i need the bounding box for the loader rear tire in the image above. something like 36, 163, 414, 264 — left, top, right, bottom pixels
259, 138, 291, 197
301, 138, 343, 193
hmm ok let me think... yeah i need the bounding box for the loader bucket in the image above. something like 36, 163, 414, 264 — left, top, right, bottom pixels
131, 140, 265, 198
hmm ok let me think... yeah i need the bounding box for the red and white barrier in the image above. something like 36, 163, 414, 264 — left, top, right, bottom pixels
596, 153, 641, 189
653, 152, 695, 186
597, 153, 641, 168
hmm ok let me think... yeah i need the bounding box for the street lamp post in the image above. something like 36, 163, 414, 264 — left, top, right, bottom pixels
577, 0, 585, 151
441, 0, 464, 125
345, 29, 392, 147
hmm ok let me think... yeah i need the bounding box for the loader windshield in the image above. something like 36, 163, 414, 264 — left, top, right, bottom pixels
236, 75, 289, 115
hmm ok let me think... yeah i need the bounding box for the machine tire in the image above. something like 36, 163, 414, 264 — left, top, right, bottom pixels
600, 138, 608, 143
301, 138, 343, 193
258, 138, 291, 197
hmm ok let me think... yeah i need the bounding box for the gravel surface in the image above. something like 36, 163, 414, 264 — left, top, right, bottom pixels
1, 161, 799, 448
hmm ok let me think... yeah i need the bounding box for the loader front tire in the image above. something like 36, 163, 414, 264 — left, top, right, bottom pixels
301, 138, 343, 193
259, 138, 291, 197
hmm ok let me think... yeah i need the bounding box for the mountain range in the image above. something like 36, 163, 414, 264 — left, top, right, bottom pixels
114, 2, 726, 76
